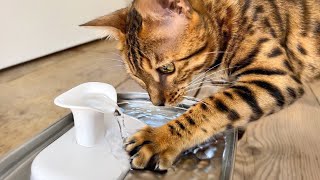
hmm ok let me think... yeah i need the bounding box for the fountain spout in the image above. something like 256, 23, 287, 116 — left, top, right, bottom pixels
54, 82, 117, 147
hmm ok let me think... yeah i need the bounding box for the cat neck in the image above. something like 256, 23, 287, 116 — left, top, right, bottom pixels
191, 0, 242, 73
200, 0, 241, 35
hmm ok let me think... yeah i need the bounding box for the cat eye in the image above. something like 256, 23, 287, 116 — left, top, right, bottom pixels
158, 63, 175, 74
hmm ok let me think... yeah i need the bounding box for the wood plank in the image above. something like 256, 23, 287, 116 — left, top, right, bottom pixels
0, 48, 81, 84
0, 41, 128, 158
74, 40, 118, 54
309, 81, 320, 105
233, 85, 320, 180
116, 78, 146, 93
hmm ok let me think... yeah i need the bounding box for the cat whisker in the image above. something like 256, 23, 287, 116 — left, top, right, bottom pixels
175, 79, 230, 100
105, 65, 125, 68
203, 51, 231, 55
197, 99, 216, 112
187, 80, 232, 89
188, 63, 223, 85
185, 85, 217, 93
101, 66, 125, 72
104, 57, 122, 60
103, 58, 124, 64
186, 81, 232, 93
110, 52, 122, 58
183, 96, 201, 102
189, 67, 230, 86
210, 80, 233, 86
189, 66, 239, 86
185, 86, 214, 94
185, 79, 225, 89
192, 76, 206, 97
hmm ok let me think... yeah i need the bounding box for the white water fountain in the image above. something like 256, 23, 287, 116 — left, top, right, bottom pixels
31, 82, 146, 180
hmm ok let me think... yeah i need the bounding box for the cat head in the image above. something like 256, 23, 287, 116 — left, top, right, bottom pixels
82, 0, 220, 106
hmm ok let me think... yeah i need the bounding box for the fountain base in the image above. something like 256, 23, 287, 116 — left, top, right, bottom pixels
31, 114, 145, 180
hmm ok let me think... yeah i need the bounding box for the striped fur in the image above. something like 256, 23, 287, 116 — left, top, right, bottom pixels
83, 0, 320, 170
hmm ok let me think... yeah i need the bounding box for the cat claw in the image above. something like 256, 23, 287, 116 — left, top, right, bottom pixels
154, 162, 160, 171
130, 153, 139, 160
123, 140, 135, 148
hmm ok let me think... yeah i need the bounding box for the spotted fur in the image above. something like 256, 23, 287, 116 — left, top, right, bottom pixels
83, 0, 320, 171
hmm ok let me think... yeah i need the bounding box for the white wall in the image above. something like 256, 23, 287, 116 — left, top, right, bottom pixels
0, 0, 129, 70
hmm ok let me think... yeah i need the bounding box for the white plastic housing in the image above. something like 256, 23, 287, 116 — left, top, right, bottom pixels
54, 82, 117, 147
31, 82, 147, 180
71, 109, 105, 147
31, 115, 146, 180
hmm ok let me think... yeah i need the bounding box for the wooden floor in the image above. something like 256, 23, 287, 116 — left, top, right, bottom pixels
0, 40, 319, 179
0, 40, 145, 159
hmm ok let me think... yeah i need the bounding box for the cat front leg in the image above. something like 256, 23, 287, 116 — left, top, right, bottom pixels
125, 70, 304, 171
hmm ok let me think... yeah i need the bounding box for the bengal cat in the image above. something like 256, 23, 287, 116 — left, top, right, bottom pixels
82, 0, 320, 171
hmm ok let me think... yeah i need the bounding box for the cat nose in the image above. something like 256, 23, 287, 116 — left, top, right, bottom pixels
154, 101, 165, 106
157, 102, 165, 106
152, 97, 166, 106
148, 92, 166, 106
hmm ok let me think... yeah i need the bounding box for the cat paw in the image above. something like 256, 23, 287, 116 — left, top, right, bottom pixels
124, 126, 182, 171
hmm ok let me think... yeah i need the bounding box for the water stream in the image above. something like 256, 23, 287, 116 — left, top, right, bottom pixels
82, 94, 133, 170
83, 94, 129, 141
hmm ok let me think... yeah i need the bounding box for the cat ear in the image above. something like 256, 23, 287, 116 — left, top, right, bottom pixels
80, 8, 128, 39
135, 0, 192, 19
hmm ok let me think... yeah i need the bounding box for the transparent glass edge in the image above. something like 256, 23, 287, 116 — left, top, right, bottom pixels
221, 128, 238, 180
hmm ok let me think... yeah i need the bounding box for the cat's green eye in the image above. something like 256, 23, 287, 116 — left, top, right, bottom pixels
158, 63, 175, 74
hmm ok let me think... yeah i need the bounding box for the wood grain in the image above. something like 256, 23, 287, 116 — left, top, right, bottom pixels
233, 85, 320, 180
116, 78, 146, 93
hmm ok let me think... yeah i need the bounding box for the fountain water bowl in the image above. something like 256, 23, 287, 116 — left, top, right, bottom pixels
31, 82, 146, 180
